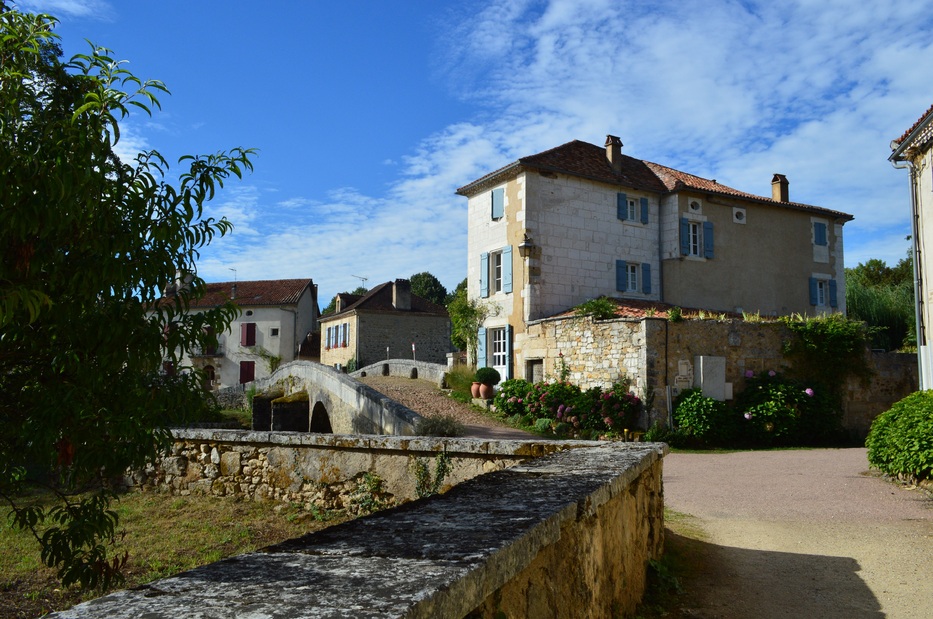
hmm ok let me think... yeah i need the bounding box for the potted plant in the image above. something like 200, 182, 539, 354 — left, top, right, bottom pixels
474, 367, 501, 399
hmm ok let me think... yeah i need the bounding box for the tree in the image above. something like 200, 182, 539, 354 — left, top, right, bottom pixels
409, 272, 447, 306
321, 285, 368, 315
0, 7, 253, 588
447, 278, 495, 363
846, 253, 915, 351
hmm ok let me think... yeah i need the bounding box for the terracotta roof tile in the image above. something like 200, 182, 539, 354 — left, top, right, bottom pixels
893, 102, 933, 146
184, 278, 313, 309
457, 137, 852, 221
548, 298, 744, 321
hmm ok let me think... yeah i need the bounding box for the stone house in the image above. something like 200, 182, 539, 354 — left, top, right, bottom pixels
319, 279, 450, 369
457, 134, 853, 380
177, 278, 319, 389
889, 103, 933, 388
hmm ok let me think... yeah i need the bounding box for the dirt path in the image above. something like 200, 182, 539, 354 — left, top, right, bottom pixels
356, 375, 534, 440
663, 449, 933, 618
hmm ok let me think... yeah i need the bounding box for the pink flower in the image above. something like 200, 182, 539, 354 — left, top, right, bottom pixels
604, 417, 612, 426
745, 370, 754, 378
558, 404, 565, 414
768, 370, 776, 377
805, 388, 814, 397
744, 412, 753, 420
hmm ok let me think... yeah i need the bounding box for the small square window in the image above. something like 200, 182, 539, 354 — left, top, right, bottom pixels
270, 328, 279, 337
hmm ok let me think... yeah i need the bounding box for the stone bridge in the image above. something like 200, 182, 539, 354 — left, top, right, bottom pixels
249, 360, 429, 436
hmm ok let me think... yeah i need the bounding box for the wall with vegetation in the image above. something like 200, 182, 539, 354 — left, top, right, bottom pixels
525, 314, 917, 435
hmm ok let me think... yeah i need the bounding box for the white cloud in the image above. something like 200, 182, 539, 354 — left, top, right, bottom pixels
15, 0, 112, 19
197, 0, 932, 299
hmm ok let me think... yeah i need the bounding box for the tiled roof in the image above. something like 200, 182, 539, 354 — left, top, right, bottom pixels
893, 102, 933, 147
457, 137, 853, 221
547, 298, 743, 321
185, 278, 313, 309
321, 281, 448, 320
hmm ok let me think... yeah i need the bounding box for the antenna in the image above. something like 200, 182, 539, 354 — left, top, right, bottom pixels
228, 267, 237, 283
351, 274, 368, 286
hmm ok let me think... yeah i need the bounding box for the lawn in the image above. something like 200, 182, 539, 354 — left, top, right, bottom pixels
0, 490, 349, 618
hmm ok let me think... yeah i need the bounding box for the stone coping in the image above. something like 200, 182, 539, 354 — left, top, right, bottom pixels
167, 428, 597, 457
50, 442, 667, 619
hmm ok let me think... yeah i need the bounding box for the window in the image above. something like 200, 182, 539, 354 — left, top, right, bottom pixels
270, 328, 279, 337
480, 246, 513, 297
813, 221, 828, 246
240, 322, 256, 346
680, 218, 714, 258
491, 328, 508, 369
325, 323, 350, 349
616, 261, 652, 294
239, 360, 255, 384
491, 187, 504, 219
617, 193, 649, 224
809, 277, 838, 308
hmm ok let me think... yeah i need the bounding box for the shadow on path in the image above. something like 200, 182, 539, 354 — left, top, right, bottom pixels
669, 530, 883, 619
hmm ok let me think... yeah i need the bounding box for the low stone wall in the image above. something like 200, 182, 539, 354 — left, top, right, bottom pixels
526, 314, 918, 434
54, 442, 666, 619
126, 429, 590, 511
352, 359, 450, 388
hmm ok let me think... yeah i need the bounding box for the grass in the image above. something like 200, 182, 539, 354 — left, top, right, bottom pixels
0, 489, 349, 618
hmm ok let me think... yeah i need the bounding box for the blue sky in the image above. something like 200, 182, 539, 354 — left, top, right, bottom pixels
16, 0, 933, 304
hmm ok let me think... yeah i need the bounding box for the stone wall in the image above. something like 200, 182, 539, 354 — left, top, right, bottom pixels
357, 312, 451, 367
127, 429, 588, 511
525, 314, 917, 435
54, 442, 666, 619
351, 359, 449, 388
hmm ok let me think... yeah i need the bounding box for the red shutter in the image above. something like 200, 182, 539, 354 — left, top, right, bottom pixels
239, 360, 255, 384
240, 322, 256, 346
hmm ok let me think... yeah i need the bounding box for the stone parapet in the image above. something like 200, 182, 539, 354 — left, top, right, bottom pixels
351, 359, 450, 388
54, 442, 666, 619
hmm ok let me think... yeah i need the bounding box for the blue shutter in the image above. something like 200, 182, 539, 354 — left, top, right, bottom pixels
491, 188, 504, 219
502, 245, 513, 293
829, 279, 838, 308
616, 260, 627, 291
680, 218, 690, 255
640, 197, 649, 224
480, 252, 489, 298
642, 263, 652, 294
505, 324, 513, 380
814, 222, 827, 246
703, 221, 715, 258
809, 277, 818, 305
617, 193, 628, 220
477, 327, 487, 368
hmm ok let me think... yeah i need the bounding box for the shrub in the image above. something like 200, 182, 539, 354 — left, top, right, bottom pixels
734, 371, 840, 446
866, 391, 933, 481
493, 379, 535, 418
474, 367, 501, 386
415, 415, 465, 437
673, 389, 734, 446
574, 297, 617, 320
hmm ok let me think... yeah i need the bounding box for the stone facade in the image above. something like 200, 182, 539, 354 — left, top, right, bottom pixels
525, 314, 918, 437
459, 136, 852, 382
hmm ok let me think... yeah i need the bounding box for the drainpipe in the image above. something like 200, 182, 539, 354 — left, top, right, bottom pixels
890, 156, 926, 388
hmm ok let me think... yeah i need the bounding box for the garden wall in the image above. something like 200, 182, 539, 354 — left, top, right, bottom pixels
525, 315, 917, 436
124, 429, 589, 511
62, 442, 666, 619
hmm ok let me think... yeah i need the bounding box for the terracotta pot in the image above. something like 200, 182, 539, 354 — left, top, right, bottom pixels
470, 382, 481, 398
478, 383, 495, 400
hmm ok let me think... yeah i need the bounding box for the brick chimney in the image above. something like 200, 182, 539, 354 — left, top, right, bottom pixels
605, 135, 623, 175
393, 279, 411, 311
771, 174, 789, 202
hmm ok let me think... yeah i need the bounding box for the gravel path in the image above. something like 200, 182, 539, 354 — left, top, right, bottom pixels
663, 449, 933, 618
356, 375, 534, 440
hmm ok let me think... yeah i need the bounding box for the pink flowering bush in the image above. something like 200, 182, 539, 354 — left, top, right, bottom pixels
493, 378, 642, 438
734, 370, 840, 446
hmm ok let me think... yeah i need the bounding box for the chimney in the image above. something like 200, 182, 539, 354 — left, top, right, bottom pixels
393, 279, 411, 311
605, 135, 623, 175
231, 283, 237, 299
771, 174, 789, 202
